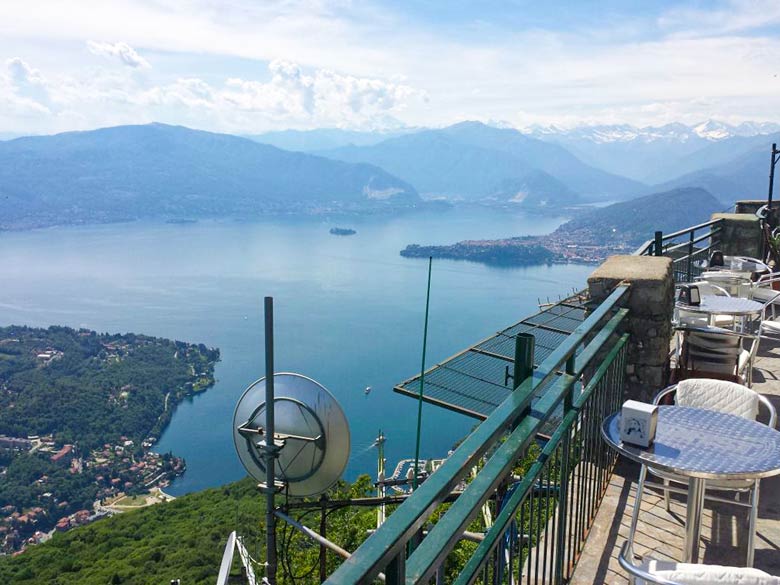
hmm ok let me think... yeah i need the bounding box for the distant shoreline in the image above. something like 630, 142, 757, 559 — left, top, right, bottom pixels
0, 201, 453, 232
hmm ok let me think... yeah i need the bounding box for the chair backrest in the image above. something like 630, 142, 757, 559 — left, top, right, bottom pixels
699, 272, 750, 296
691, 281, 730, 297
676, 378, 759, 420
679, 327, 741, 378
618, 541, 780, 585
674, 308, 708, 327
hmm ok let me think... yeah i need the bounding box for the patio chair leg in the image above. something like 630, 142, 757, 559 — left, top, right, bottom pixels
747, 480, 760, 568
663, 478, 671, 512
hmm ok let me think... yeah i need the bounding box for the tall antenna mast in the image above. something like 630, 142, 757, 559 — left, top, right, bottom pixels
263, 297, 277, 584
412, 257, 433, 490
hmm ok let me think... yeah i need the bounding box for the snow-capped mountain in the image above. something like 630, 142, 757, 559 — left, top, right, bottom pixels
521, 120, 780, 183
523, 120, 780, 144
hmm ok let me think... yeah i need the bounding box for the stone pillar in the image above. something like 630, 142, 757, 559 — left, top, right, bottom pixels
711, 212, 762, 258
587, 255, 674, 402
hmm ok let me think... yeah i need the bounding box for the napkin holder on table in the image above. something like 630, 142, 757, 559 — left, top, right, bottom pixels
620, 400, 658, 448
677, 284, 700, 306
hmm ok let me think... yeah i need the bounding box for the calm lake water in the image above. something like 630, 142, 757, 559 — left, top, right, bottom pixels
0, 207, 593, 495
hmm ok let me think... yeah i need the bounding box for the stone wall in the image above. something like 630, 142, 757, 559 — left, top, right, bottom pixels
734, 199, 780, 226
711, 212, 762, 258
587, 255, 674, 402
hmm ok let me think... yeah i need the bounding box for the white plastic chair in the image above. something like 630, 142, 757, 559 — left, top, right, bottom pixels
698, 271, 752, 297
618, 541, 780, 585
647, 379, 776, 567
752, 275, 780, 320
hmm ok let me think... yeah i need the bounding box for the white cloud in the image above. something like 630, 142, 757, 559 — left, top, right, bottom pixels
6, 57, 45, 87
220, 60, 422, 126
1, 58, 51, 120
0, 1, 780, 132
87, 41, 151, 68
0, 57, 425, 133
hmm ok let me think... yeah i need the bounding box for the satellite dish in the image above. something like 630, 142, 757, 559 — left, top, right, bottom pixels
233, 373, 350, 497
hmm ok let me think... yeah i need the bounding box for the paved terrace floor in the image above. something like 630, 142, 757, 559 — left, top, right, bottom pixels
571, 339, 780, 584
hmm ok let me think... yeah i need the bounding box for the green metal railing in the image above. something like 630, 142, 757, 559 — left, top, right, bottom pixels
634, 218, 723, 283
456, 333, 628, 585
325, 285, 630, 584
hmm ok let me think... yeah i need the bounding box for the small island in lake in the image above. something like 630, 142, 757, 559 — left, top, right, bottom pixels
330, 227, 357, 236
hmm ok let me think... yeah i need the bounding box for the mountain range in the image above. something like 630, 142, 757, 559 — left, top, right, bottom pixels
657, 138, 778, 203
318, 121, 643, 204
523, 120, 780, 184
250, 120, 779, 206
0, 124, 419, 229
1, 119, 778, 230
245, 128, 413, 152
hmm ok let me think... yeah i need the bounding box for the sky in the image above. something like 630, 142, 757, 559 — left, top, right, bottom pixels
2, 0, 780, 135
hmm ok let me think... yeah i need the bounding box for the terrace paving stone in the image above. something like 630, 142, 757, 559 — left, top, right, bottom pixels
570, 337, 780, 584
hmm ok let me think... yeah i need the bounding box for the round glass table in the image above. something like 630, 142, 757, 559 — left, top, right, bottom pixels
602, 406, 780, 565
676, 295, 763, 317
676, 295, 763, 330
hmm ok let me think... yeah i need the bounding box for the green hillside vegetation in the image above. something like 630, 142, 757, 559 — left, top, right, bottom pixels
555, 187, 723, 246
0, 325, 219, 543
0, 476, 377, 585
0, 325, 219, 450
0, 441, 552, 584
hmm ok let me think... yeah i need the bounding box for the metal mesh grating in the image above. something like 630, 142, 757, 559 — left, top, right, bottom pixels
394, 292, 589, 419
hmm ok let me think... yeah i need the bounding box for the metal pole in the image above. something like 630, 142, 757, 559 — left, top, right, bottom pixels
274, 509, 389, 583
413, 257, 433, 490
769, 143, 778, 209
654, 231, 663, 257
319, 495, 328, 582
264, 297, 277, 584
687, 230, 694, 283
376, 430, 386, 527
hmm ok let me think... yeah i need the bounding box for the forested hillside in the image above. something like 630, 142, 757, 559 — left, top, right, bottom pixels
0, 325, 219, 449
0, 124, 419, 229
0, 325, 219, 552
554, 187, 723, 246
0, 476, 377, 585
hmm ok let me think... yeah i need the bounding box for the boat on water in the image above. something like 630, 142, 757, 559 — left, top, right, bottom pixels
329, 227, 357, 236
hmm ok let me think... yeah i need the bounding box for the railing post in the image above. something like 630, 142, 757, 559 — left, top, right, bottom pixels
687, 230, 694, 282
768, 142, 778, 209
386, 552, 405, 585
654, 231, 663, 256
513, 333, 535, 389
554, 355, 575, 584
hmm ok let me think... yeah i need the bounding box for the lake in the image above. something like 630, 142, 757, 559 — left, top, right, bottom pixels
0, 207, 593, 495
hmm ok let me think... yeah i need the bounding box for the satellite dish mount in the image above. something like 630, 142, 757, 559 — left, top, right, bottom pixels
232, 297, 350, 585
